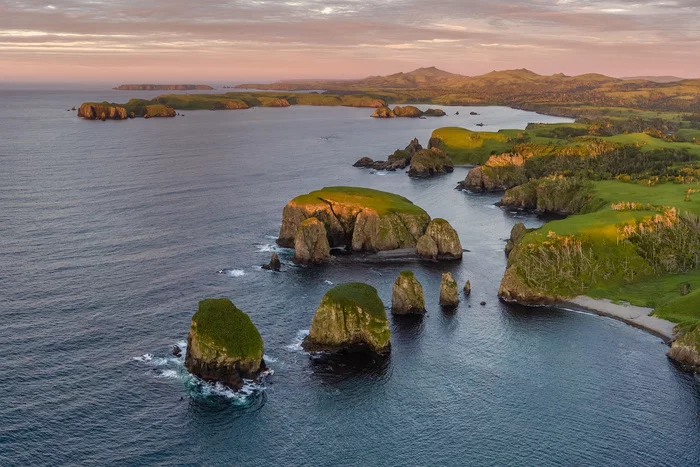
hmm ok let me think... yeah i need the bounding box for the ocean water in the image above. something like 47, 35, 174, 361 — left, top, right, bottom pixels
1, 90, 699, 466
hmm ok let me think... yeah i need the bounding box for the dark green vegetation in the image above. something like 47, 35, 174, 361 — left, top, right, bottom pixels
323, 282, 387, 321
191, 298, 264, 360
291, 186, 427, 216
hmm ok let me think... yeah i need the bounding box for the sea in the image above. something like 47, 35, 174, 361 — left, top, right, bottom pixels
1, 89, 699, 466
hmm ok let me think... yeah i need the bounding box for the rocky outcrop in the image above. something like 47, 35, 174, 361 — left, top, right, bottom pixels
144, 105, 177, 118
393, 105, 423, 118
499, 176, 595, 215
302, 283, 391, 354
423, 108, 446, 117
439, 272, 459, 307
498, 258, 560, 304
463, 280, 471, 295
261, 252, 281, 271
458, 154, 527, 192
293, 218, 331, 265
408, 148, 454, 178
277, 187, 431, 254
260, 97, 291, 107
371, 107, 396, 118
416, 235, 439, 260
353, 138, 423, 171
505, 222, 528, 257
391, 271, 426, 315
668, 324, 700, 371
184, 298, 266, 389
78, 103, 128, 120
418, 218, 462, 259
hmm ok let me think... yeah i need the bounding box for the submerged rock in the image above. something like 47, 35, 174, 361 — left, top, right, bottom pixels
172, 345, 182, 358
293, 218, 331, 265
302, 283, 391, 354
408, 148, 454, 178
184, 298, 266, 389
262, 252, 281, 271
439, 272, 459, 307
392, 270, 426, 315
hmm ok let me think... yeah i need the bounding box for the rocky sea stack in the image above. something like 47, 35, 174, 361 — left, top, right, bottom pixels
293, 218, 331, 265
439, 272, 459, 307
277, 187, 431, 253
417, 218, 463, 260
392, 270, 426, 315
184, 298, 266, 389
408, 148, 454, 178
302, 283, 391, 354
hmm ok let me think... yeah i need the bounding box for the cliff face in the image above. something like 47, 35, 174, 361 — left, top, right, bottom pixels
391, 270, 426, 315
277, 187, 431, 253
302, 283, 391, 354
293, 218, 331, 265
78, 103, 128, 120
184, 298, 266, 389
668, 324, 700, 371
460, 153, 527, 192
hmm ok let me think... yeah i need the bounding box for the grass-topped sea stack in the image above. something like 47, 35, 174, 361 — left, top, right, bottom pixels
302, 283, 391, 354
391, 270, 426, 315
184, 298, 266, 389
277, 186, 434, 254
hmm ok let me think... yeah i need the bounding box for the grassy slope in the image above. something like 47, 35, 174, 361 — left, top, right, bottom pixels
292, 186, 427, 216
433, 125, 700, 164
523, 180, 700, 322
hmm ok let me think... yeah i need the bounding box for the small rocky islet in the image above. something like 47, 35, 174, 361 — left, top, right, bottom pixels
353, 137, 454, 177
276, 186, 462, 263
302, 282, 391, 355
184, 298, 266, 389
370, 105, 446, 119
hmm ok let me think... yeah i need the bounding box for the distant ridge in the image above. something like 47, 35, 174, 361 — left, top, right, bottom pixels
114, 84, 214, 91
621, 76, 685, 83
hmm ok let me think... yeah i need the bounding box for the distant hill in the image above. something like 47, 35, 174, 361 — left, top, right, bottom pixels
621, 76, 685, 83
114, 84, 214, 91
234, 66, 700, 114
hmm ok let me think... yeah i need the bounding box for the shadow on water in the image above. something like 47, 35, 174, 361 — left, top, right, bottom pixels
307, 351, 391, 386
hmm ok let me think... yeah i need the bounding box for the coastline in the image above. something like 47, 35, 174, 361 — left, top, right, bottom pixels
560, 296, 676, 343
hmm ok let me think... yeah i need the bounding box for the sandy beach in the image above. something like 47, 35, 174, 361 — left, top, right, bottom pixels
562, 296, 676, 343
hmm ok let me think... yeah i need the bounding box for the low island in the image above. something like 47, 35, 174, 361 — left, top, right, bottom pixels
277, 186, 462, 261
184, 298, 266, 389
113, 84, 215, 91
302, 282, 391, 354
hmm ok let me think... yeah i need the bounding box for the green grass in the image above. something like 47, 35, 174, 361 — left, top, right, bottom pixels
324, 283, 387, 320
291, 186, 427, 216
675, 129, 700, 143
191, 298, 263, 360
515, 180, 700, 322
599, 133, 700, 156
587, 271, 700, 324
400, 270, 415, 278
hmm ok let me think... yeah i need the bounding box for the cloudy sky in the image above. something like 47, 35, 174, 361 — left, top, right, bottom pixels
1, 0, 698, 83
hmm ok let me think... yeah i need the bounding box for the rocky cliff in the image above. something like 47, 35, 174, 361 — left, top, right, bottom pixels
277, 187, 431, 253
78, 103, 128, 121
184, 298, 266, 389
302, 283, 391, 354
391, 271, 426, 315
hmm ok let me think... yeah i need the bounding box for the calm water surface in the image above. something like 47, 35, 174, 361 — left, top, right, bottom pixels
1, 90, 699, 466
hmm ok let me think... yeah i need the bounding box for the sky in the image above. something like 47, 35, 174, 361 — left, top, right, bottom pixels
1, 0, 698, 83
